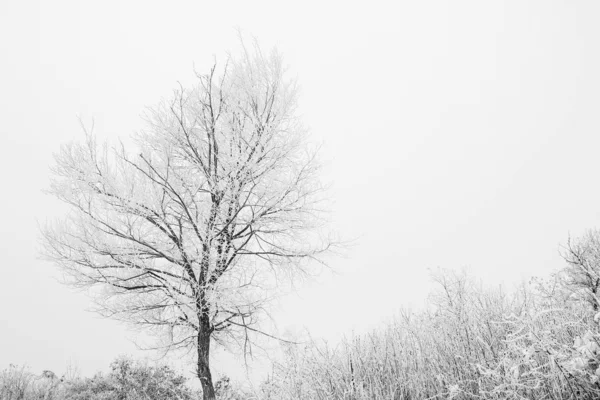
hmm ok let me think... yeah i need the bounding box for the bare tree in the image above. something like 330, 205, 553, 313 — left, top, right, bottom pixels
559, 229, 600, 311
41, 44, 331, 400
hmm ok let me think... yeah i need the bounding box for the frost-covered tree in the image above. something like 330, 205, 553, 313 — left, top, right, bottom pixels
41, 44, 331, 400
559, 229, 600, 311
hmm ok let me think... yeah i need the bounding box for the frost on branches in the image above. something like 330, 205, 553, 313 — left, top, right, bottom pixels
41, 44, 332, 400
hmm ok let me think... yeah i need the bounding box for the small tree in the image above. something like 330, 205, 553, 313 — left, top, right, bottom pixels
42, 43, 331, 399
559, 229, 600, 311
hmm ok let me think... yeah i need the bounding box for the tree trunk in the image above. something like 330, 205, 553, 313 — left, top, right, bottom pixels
197, 329, 215, 400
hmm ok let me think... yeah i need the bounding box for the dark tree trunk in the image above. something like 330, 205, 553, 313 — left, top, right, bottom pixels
197, 328, 215, 400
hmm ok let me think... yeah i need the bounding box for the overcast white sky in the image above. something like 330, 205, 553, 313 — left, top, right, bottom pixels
2, 0, 600, 385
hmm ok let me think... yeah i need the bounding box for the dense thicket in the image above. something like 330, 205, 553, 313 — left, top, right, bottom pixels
258, 266, 600, 399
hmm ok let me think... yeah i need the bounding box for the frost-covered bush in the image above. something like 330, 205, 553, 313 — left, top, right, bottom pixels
213, 376, 255, 400
64, 356, 195, 400
0, 357, 197, 400
0, 364, 66, 400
